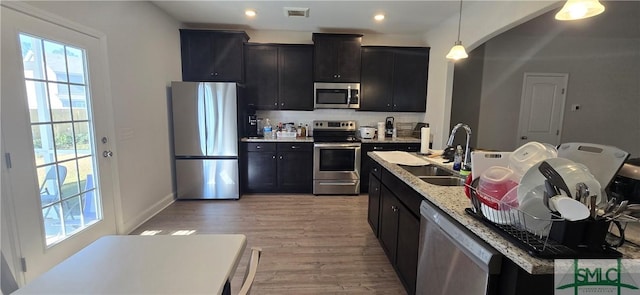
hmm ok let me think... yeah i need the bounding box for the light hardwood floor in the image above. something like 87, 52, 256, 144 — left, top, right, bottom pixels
130, 194, 406, 294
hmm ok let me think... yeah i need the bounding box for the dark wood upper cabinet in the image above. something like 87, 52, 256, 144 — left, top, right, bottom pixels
245, 45, 279, 109
244, 44, 313, 111
180, 30, 249, 82
278, 45, 314, 110
312, 33, 363, 83
360, 47, 429, 112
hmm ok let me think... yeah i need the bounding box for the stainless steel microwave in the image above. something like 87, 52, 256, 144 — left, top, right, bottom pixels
314, 83, 360, 109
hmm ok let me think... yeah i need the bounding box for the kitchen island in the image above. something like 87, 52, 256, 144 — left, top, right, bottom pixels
368, 152, 640, 293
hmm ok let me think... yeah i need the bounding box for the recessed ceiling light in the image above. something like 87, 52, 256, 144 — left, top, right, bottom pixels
245, 10, 257, 17
374, 14, 385, 21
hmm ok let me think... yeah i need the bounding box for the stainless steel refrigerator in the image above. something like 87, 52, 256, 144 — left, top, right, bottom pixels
171, 82, 240, 199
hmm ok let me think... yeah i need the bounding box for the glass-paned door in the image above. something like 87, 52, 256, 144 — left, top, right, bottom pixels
20, 33, 102, 246
1, 4, 117, 283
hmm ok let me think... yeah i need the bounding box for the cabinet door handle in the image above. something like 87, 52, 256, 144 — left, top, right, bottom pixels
256, 145, 261, 149
373, 146, 383, 150
272, 155, 276, 159
274, 102, 278, 106
387, 104, 391, 107
281, 102, 284, 106
337, 74, 341, 78
291, 145, 299, 149
373, 167, 378, 172
279, 155, 283, 160
392, 205, 398, 212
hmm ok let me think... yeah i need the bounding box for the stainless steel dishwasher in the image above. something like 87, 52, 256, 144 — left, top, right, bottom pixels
416, 200, 502, 295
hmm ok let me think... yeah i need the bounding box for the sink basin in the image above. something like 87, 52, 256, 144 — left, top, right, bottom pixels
400, 165, 454, 177
418, 176, 466, 186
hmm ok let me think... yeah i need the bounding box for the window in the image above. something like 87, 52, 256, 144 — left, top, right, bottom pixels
20, 33, 101, 246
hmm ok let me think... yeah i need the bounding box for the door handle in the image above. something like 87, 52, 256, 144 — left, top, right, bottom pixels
103, 151, 113, 158
521, 136, 528, 140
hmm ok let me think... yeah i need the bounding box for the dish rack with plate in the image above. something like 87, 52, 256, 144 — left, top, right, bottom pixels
465, 178, 623, 259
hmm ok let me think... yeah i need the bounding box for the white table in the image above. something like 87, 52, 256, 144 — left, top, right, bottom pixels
14, 234, 247, 294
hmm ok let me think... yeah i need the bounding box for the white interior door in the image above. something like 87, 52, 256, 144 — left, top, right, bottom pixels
516, 73, 568, 146
1, 4, 117, 284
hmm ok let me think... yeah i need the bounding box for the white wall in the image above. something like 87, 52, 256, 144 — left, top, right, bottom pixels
25, 1, 182, 233
423, 1, 560, 148
473, 1, 640, 155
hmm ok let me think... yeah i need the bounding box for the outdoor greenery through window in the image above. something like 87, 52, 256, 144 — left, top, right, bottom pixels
20, 33, 102, 246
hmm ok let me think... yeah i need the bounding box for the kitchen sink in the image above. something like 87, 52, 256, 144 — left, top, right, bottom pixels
418, 176, 466, 186
400, 165, 454, 177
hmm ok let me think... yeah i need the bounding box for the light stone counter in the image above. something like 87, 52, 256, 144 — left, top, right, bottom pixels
360, 137, 420, 144
368, 152, 640, 275
241, 137, 314, 143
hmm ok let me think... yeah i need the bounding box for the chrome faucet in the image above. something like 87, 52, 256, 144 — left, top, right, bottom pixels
446, 123, 472, 170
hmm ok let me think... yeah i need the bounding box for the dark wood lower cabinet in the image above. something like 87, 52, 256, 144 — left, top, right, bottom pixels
246, 149, 277, 192
367, 175, 382, 237
277, 149, 312, 192
377, 183, 419, 294
243, 142, 312, 193
379, 186, 399, 264
396, 207, 419, 295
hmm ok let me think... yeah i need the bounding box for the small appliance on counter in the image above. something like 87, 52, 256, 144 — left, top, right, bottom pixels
244, 107, 259, 138
358, 126, 376, 139
385, 117, 394, 138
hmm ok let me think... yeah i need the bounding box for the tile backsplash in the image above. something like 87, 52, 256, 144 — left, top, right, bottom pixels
257, 109, 426, 135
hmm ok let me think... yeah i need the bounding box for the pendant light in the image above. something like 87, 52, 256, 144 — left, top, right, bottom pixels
446, 0, 468, 61
555, 0, 605, 21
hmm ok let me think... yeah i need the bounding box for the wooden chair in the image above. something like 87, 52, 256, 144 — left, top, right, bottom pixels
237, 247, 262, 295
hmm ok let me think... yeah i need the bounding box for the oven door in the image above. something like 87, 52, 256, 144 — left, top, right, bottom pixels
313, 143, 361, 194
313, 143, 361, 180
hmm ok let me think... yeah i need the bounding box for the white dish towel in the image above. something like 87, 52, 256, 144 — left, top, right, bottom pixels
372, 151, 430, 166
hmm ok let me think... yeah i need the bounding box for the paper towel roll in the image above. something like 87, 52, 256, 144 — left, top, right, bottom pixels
377, 122, 385, 141
420, 127, 431, 154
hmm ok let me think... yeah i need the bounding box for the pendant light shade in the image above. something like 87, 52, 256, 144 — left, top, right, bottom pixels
555, 0, 605, 21
446, 41, 468, 60
446, 0, 468, 61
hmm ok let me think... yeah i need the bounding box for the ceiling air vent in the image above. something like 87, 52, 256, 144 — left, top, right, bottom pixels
284, 7, 309, 18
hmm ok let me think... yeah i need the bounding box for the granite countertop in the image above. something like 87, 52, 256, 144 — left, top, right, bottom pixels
368, 152, 640, 275
360, 137, 421, 143
241, 137, 314, 143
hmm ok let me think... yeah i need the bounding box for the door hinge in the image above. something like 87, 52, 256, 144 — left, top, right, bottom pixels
5, 153, 11, 169
556, 130, 560, 136
561, 88, 565, 95
21, 257, 27, 272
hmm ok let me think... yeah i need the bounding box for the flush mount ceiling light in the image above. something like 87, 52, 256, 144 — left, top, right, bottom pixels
555, 0, 605, 21
374, 14, 385, 21
245, 10, 257, 17
446, 0, 468, 61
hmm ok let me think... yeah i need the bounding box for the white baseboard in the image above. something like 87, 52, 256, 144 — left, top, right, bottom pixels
121, 193, 175, 234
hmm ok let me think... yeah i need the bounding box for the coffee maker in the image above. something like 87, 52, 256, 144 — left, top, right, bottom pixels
245, 107, 259, 137
385, 117, 394, 137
